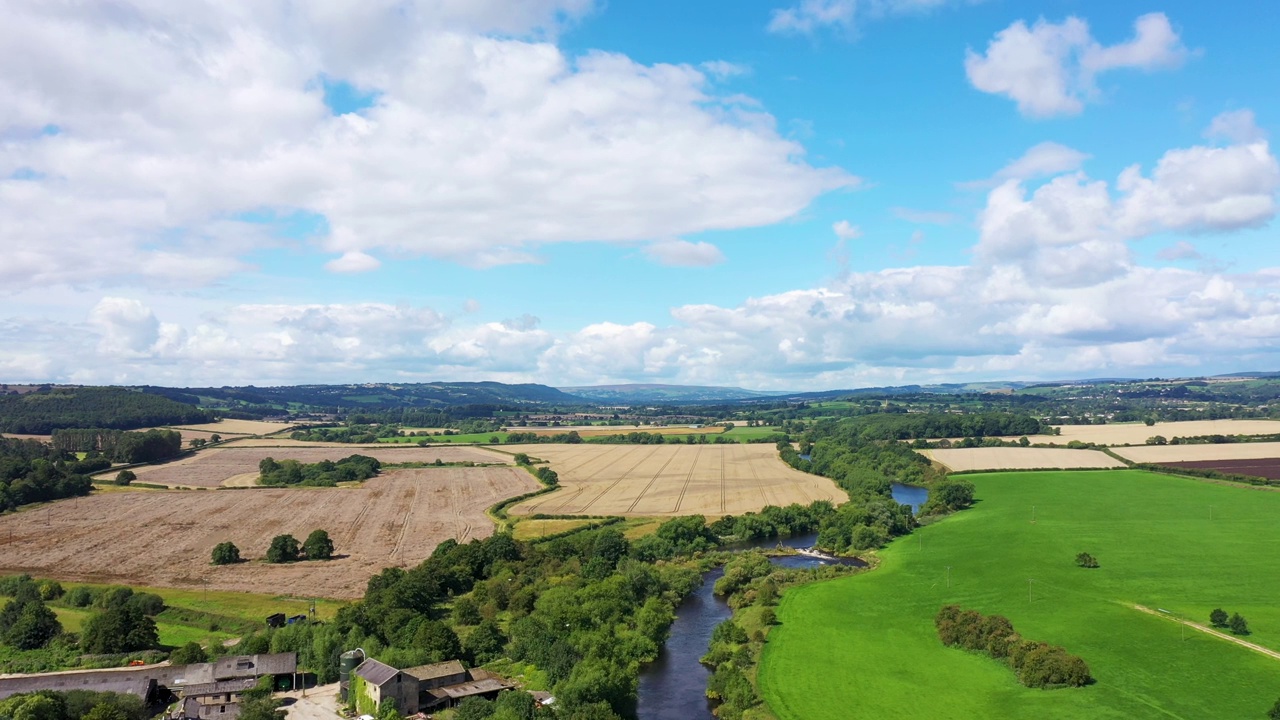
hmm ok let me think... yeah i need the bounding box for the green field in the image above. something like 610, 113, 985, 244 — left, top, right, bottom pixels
721, 426, 786, 441
378, 432, 508, 444
759, 470, 1280, 719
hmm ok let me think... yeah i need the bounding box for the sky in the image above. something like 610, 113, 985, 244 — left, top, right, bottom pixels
1, 0, 1279, 391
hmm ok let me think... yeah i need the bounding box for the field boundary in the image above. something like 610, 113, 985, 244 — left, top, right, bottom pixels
1132, 604, 1280, 661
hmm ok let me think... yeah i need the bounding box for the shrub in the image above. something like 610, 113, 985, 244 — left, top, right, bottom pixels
303, 530, 335, 561
1210, 608, 1228, 627
266, 535, 300, 563
1075, 552, 1099, 568
170, 641, 208, 664
936, 605, 1089, 689
114, 470, 136, 486
1229, 613, 1250, 636
211, 541, 241, 565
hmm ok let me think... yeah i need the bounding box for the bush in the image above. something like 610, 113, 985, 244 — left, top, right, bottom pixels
266, 535, 300, 563
936, 605, 1090, 689
1074, 552, 1099, 568
170, 641, 208, 664
211, 541, 241, 565
303, 530, 335, 561
114, 470, 136, 486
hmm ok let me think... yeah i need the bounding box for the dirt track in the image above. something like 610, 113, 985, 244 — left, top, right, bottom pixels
130, 445, 510, 488
1133, 604, 1280, 661
507, 443, 844, 517
0, 468, 538, 599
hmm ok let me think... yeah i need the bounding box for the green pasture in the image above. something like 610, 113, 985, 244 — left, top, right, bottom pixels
759, 470, 1280, 720
378, 432, 509, 444
721, 426, 785, 441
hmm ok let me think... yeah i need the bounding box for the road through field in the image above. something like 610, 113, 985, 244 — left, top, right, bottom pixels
1132, 605, 1280, 662
0, 468, 538, 599
508, 444, 844, 517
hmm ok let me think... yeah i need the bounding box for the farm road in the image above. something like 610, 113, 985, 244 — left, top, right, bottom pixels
1133, 604, 1280, 661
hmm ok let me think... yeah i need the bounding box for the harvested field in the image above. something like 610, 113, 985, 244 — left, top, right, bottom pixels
169, 419, 297, 435
503, 425, 725, 437
1112, 441, 1280, 464
922, 447, 1126, 472
0, 468, 539, 599
507, 443, 844, 517
1048, 420, 1280, 446
130, 446, 511, 488
0, 434, 52, 442
1159, 458, 1280, 480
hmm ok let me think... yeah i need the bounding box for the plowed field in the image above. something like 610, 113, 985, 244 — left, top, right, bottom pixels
506, 443, 844, 517
0, 468, 538, 599
131, 445, 511, 487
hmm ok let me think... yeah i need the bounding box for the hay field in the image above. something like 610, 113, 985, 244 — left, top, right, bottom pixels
1112, 441, 1280, 464
0, 468, 538, 599
1048, 419, 1280, 446
169, 419, 296, 435
507, 443, 844, 517
131, 445, 511, 488
922, 447, 1125, 472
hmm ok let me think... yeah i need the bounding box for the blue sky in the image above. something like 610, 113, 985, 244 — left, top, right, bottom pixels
0, 0, 1278, 389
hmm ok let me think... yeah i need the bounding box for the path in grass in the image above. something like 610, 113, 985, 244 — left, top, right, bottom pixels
759, 470, 1280, 720
1132, 604, 1280, 661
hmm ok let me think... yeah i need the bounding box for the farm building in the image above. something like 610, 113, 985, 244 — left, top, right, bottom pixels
351, 659, 420, 715
349, 658, 515, 714
176, 678, 259, 720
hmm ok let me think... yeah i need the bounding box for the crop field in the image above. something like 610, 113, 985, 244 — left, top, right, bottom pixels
1158, 458, 1280, 480
759, 470, 1280, 719
502, 425, 724, 438
921, 447, 1125, 472
129, 445, 511, 487
506, 443, 844, 517
0, 468, 539, 599
1048, 419, 1280, 446
1111, 441, 1280, 464
168, 419, 296, 435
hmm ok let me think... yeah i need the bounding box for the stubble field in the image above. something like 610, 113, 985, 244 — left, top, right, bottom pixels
0, 467, 539, 599
130, 445, 511, 487
506, 443, 844, 517
1111, 441, 1280, 464
1048, 419, 1280, 446
922, 447, 1126, 472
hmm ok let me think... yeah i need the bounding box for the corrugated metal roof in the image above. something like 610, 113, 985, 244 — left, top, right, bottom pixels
353, 659, 400, 686
402, 660, 465, 682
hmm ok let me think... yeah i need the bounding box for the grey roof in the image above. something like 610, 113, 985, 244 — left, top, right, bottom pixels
402, 660, 465, 682
180, 678, 260, 697
353, 659, 400, 686
0, 672, 155, 701
211, 653, 296, 680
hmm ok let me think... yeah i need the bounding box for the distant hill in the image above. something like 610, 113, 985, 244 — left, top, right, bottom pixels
150, 382, 584, 413
559, 384, 783, 403
0, 387, 212, 434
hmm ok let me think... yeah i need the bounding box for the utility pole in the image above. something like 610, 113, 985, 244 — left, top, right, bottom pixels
1209, 505, 1214, 521
1031, 505, 1036, 524
946, 566, 951, 589
1028, 579, 1034, 603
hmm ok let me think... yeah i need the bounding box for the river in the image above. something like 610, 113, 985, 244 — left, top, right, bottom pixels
634, 483, 928, 719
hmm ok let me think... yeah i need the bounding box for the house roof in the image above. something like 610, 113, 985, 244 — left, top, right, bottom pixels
353, 659, 400, 686
402, 660, 465, 682
212, 653, 296, 680
180, 678, 260, 697
435, 678, 511, 700
0, 672, 155, 701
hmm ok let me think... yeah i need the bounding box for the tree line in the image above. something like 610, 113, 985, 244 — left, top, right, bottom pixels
935, 605, 1091, 689
0, 437, 93, 513
257, 455, 380, 487
51, 429, 183, 464
0, 576, 163, 662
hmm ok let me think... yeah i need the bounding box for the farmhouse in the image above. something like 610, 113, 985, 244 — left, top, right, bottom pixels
349, 658, 515, 714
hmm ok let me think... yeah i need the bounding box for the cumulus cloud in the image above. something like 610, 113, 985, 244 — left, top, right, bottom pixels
644, 240, 726, 267
1157, 241, 1202, 262
832, 221, 863, 240
965, 13, 1188, 117
0, 1, 852, 291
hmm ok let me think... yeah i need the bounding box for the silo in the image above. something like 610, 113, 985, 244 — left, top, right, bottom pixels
339, 649, 363, 702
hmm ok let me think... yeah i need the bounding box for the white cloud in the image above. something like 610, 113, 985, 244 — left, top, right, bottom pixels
1157, 241, 1201, 262
1205, 109, 1267, 144
0, 1, 853, 292
324, 251, 382, 273
960, 141, 1090, 189
767, 0, 968, 36
700, 61, 749, 80
965, 13, 1188, 117
89, 298, 161, 356
832, 220, 863, 240
643, 240, 726, 267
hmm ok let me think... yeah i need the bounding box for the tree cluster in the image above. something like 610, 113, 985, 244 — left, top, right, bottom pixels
1075, 552, 1099, 568
0, 690, 149, 720
258, 455, 380, 487
935, 605, 1091, 689
0, 580, 62, 650
0, 437, 93, 513
51, 429, 183, 464
265, 531, 335, 563
0, 387, 210, 434
1209, 608, 1250, 635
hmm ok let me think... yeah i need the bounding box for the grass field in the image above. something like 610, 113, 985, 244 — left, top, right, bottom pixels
506, 443, 844, 517
759, 470, 1280, 719
720, 426, 785, 441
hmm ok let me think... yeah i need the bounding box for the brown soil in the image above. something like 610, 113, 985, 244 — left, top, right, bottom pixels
0, 468, 539, 599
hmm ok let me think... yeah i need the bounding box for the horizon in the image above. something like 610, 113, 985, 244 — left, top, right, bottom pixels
2, 1, 1278, 389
